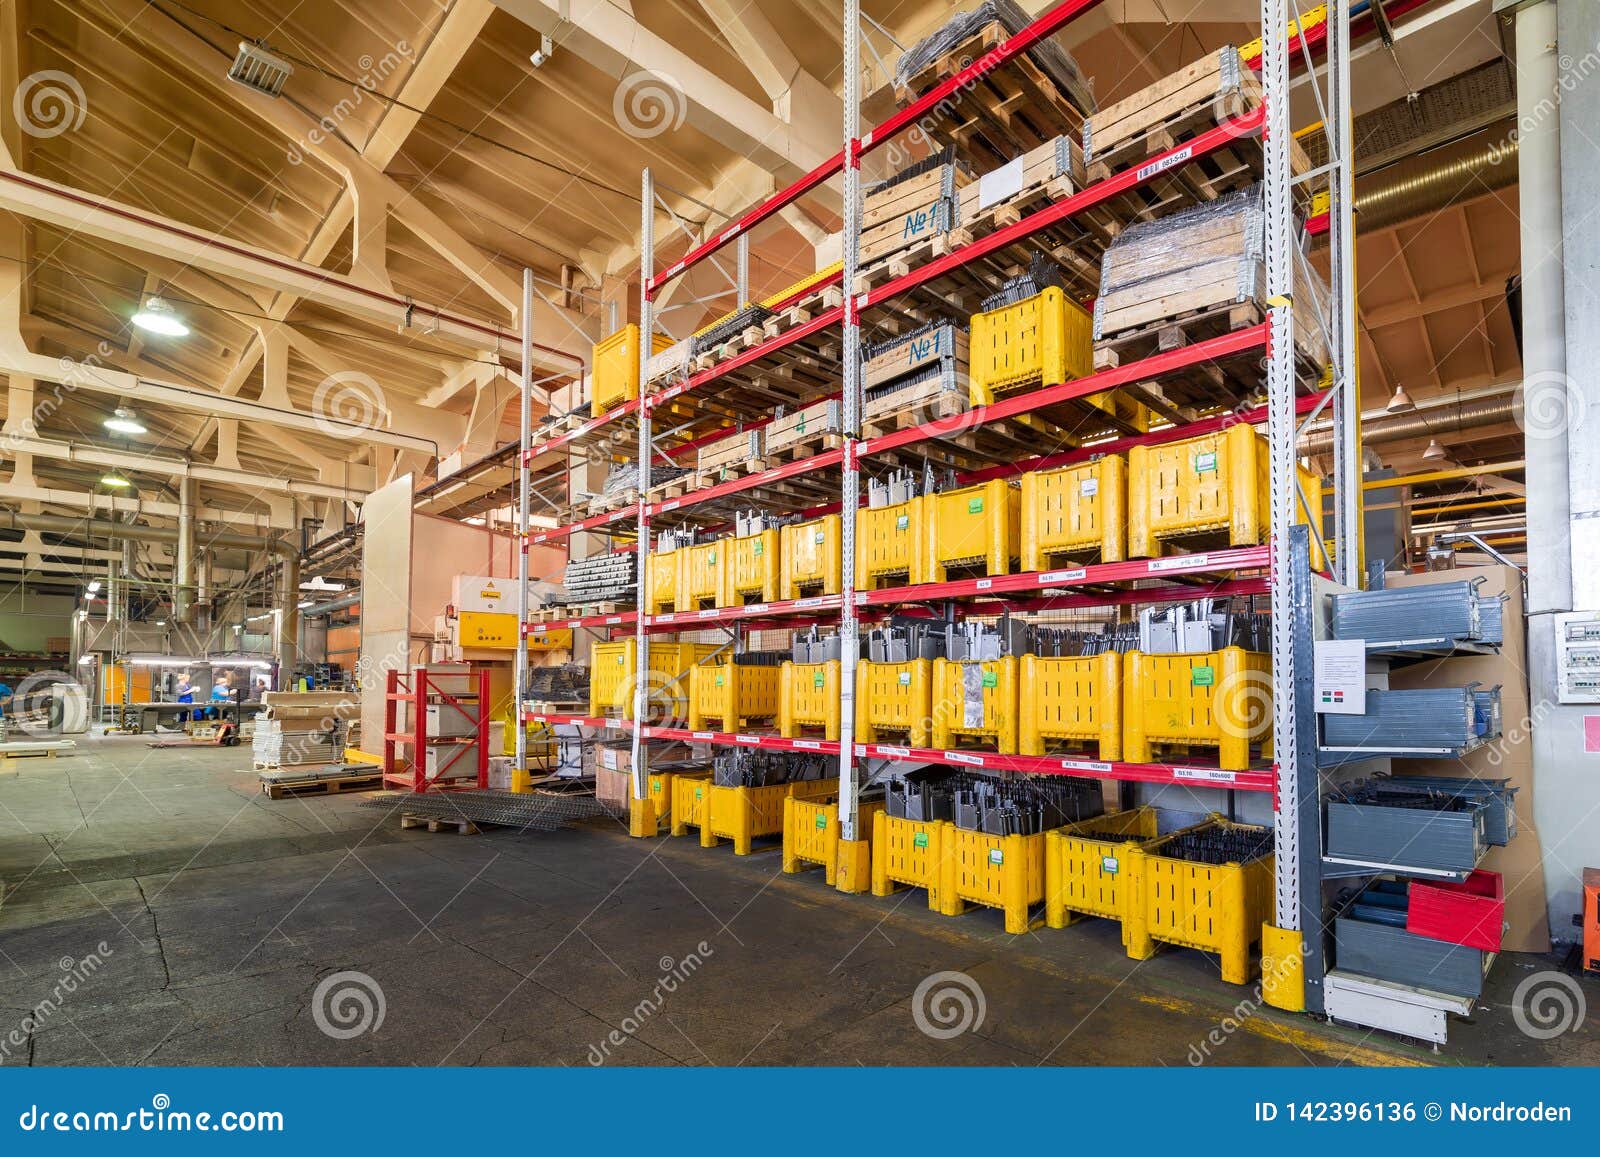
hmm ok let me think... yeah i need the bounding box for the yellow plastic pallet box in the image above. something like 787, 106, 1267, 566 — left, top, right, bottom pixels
778, 660, 841, 741
589, 640, 720, 720
646, 552, 678, 615
677, 778, 837, 855
687, 662, 780, 732
780, 514, 843, 599
1044, 806, 1174, 928
930, 656, 1019, 753
1122, 816, 1275, 984
969, 286, 1094, 404
856, 496, 929, 589
592, 324, 675, 414
943, 825, 1060, 934
676, 541, 723, 610
783, 796, 886, 886
1018, 651, 1122, 760
927, 480, 1020, 581
855, 659, 934, 748
1122, 646, 1271, 771
870, 812, 962, 917
1020, 456, 1126, 570
629, 768, 710, 837
719, 529, 780, 606
1126, 423, 1323, 563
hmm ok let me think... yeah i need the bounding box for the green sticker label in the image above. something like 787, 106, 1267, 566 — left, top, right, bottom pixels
896, 514, 909, 531
708, 551, 717, 565
813, 670, 826, 689
753, 541, 763, 556
695, 787, 704, 799
967, 497, 985, 514
652, 781, 662, 794
1195, 451, 1218, 474
982, 671, 998, 689
1192, 665, 1215, 687
898, 671, 912, 686
988, 848, 1004, 865
913, 831, 929, 849
815, 813, 827, 830
814, 530, 825, 545
617, 655, 626, 665
715, 674, 725, 687
1102, 855, 1119, 875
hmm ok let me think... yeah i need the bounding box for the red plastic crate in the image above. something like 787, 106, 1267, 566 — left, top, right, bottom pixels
1406, 870, 1505, 952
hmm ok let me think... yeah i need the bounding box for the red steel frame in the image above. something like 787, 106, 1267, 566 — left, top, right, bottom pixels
383, 667, 491, 793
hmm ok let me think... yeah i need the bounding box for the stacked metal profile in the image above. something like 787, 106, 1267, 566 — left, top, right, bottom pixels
1329, 580, 1505, 652
690, 304, 776, 356
885, 770, 1100, 835
712, 749, 832, 788
563, 552, 638, 603
1322, 685, 1502, 753
600, 459, 690, 498
979, 252, 1068, 312
523, 664, 589, 705
1325, 782, 1490, 875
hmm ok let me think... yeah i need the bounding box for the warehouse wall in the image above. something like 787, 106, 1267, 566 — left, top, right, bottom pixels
0, 586, 74, 652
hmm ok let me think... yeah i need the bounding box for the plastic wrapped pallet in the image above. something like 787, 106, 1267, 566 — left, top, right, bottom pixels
645, 337, 691, 386
1093, 185, 1330, 366
894, 0, 1096, 118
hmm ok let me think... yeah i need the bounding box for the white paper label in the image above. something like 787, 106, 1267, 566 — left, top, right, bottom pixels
1040, 569, 1087, 584
1062, 759, 1112, 774
944, 751, 984, 766
1174, 768, 1237, 784
874, 745, 911, 759
979, 155, 1025, 210
794, 740, 822, 750
1148, 554, 1208, 572
692, 732, 713, 741
1080, 478, 1099, 498
736, 735, 761, 744
1137, 145, 1194, 181
1314, 638, 1367, 715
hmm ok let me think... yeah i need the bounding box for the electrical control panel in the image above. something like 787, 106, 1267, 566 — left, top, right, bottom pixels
1554, 611, 1600, 704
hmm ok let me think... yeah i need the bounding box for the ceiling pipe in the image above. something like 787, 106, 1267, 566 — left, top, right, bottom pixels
1351, 122, 1519, 233
300, 592, 361, 618
1300, 395, 1516, 456
174, 478, 196, 625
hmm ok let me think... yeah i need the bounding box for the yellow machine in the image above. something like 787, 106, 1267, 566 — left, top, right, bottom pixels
927, 480, 1020, 580
1019, 456, 1127, 571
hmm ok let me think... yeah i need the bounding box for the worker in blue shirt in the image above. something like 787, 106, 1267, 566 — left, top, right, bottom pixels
0, 680, 12, 717
175, 673, 194, 724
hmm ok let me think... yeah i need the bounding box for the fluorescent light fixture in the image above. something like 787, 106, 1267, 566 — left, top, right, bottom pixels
228, 41, 293, 97
86, 580, 102, 594
155, 620, 167, 627
131, 297, 190, 338
103, 407, 147, 435
77, 655, 94, 665
100, 470, 132, 489
298, 577, 345, 592
296, 601, 313, 609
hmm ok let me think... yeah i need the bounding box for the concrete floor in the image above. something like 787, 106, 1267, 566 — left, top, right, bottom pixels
0, 734, 1594, 1067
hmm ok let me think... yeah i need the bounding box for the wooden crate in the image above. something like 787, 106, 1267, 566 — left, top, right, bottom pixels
1084, 47, 1311, 178
860, 160, 970, 266
764, 398, 843, 457
695, 428, 765, 478
957, 136, 1085, 230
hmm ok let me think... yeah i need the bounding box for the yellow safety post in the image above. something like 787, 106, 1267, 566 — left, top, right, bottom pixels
1261, 926, 1308, 1011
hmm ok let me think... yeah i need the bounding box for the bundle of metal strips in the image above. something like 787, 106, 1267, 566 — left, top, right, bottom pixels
361, 790, 609, 831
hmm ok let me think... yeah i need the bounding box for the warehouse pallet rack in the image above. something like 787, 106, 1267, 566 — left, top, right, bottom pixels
511, 0, 1382, 1024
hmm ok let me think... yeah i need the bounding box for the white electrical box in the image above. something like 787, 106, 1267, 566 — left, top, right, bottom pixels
1554, 611, 1600, 704
451, 575, 520, 615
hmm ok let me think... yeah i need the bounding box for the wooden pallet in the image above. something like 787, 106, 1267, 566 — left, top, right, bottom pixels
761, 283, 844, 339
854, 229, 973, 295
1093, 300, 1272, 414
526, 700, 588, 715
893, 22, 1091, 170
763, 430, 844, 465
584, 488, 638, 518
695, 456, 770, 490
262, 773, 384, 800
400, 814, 481, 835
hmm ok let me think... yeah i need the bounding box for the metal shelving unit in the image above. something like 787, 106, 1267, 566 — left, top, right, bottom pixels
513, 0, 1364, 1021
